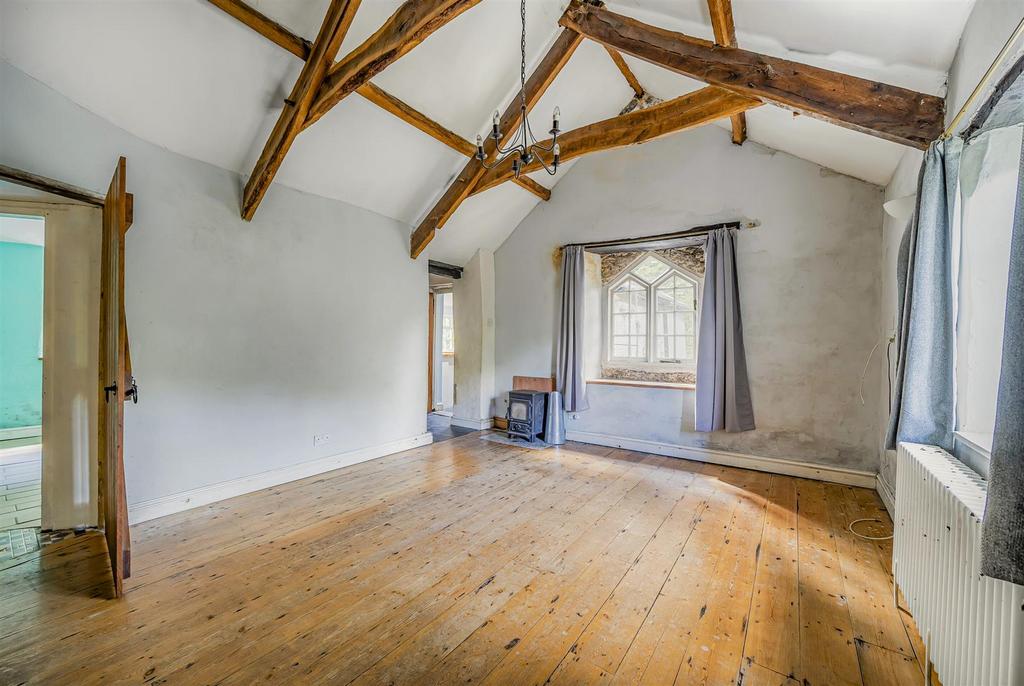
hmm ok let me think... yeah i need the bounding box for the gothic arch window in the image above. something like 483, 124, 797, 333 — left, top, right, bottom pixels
605, 253, 700, 369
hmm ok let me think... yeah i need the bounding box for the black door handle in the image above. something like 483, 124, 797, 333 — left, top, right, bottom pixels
104, 383, 117, 402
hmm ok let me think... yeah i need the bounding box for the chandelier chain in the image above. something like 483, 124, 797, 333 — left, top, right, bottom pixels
474, 0, 560, 177
520, 0, 527, 113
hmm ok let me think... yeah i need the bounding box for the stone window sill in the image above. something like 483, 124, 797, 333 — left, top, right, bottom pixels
588, 378, 695, 391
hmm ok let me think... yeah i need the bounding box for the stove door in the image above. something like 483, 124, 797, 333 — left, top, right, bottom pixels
509, 399, 529, 421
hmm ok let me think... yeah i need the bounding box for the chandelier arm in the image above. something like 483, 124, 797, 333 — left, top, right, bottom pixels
494, 127, 524, 158
533, 154, 559, 176
525, 117, 556, 152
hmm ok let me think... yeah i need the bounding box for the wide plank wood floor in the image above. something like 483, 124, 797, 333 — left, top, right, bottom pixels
0, 434, 931, 685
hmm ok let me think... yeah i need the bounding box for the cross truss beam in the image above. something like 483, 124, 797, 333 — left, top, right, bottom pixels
471, 86, 760, 194
706, 0, 747, 145
223, 0, 485, 220
305, 0, 483, 129
410, 27, 584, 258
241, 0, 361, 220
560, 1, 944, 149
208, 0, 550, 204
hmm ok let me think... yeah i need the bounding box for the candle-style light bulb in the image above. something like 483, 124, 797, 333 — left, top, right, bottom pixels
553, 142, 560, 167
550, 106, 561, 136
475, 135, 485, 160
491, 110, 501, 140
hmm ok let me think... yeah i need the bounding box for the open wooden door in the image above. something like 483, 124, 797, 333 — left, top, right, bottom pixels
99, 157, 132, 597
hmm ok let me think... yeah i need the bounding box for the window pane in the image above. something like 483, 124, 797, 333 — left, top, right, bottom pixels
676, 286, 694, 309
656, 336, 670, 360
630, 314, 646, 335
681, 335, 695, 359
631, 337, 647, 358
632, 255, 670, 283
613, 314, 628, 335
612, 290, 630, 313
630, 289, 647, 312
675, 311, 695, 335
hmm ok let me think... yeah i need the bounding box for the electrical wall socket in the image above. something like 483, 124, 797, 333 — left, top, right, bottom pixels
313, 433, 330, 447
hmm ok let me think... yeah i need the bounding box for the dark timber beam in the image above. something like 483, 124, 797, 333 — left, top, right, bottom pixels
355, 82, 477, 157
706, 0, 747, 145
241, 0, 361, 220
428, 260, 463, 280
512, 176, 552, 201
207, 0, 552, 208
0, 163, 105, 206
207, 0, 310, 59
410, 28, 584, 258
604, 47, 645, 98
560, 1, 944, 148
305, 0, 484, 129
472, 86, 760, 194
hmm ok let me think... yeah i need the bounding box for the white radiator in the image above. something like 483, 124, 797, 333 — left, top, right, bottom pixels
895, 443, 1024, 686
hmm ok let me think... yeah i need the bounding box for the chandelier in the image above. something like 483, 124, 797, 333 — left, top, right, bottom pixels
474, 0, 561, 178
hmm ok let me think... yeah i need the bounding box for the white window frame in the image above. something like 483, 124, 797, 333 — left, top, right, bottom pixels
603, 253, 701, 372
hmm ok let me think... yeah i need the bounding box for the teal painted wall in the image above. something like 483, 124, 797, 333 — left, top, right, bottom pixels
0, 241, 44, 429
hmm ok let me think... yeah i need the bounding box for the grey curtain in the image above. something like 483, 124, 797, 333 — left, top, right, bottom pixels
696, 228, 754, 432
884, 138, 962, 451
981, 135, 1024, 586
556, 246, 589, 412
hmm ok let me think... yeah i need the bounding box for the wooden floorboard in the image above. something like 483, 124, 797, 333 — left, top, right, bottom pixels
0, 434, 923, 685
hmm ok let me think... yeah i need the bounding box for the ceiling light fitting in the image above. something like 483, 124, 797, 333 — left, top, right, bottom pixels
475, 0, 561, 178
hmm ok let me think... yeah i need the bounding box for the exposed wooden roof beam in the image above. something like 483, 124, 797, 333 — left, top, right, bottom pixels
561, 1, 944, 149
241, 0, 361, 220
305, 0, 483, 129
472, 86, 759, 194
352, 84, 550, 202
207, 0, 490, 167
0, 163, 105, 206
410, 28, 583, 258
355, 82, 476, 157
604, 47, 644, 98
512, 176, 552, 201
206, 0, 310, 59
706, 0, 737, 45
706, 0, 746, 145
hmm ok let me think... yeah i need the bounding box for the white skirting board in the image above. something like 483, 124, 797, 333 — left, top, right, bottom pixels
450, 416, 494, 430
875, 472, 896, 518
566, 430, 876, 488
128, 432, 433, 525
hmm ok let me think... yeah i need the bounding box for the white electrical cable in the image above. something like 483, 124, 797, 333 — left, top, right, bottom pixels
858, 339, 880, 405
849, 518, 894, 541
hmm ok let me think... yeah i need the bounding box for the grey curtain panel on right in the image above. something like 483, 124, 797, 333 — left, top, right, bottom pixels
981, 134, 1024, 586
695, 228, 754, 432
885, 137, 962, 452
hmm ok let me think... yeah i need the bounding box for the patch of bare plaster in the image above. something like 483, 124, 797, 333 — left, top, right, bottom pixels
600, 247, 705, 284
706, 428, 876, 472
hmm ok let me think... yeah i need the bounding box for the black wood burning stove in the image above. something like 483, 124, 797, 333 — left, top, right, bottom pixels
507, 390, 547, 442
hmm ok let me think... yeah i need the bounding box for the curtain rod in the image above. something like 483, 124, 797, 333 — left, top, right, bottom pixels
943, 13, 1024, 140
562, 220, 752, 251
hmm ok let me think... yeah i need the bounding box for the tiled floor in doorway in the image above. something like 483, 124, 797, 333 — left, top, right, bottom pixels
0, 442, 42, 532
427, 413, 476, 443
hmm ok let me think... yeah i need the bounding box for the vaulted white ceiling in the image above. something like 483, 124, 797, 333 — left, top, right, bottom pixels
0, 0, 975, 264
